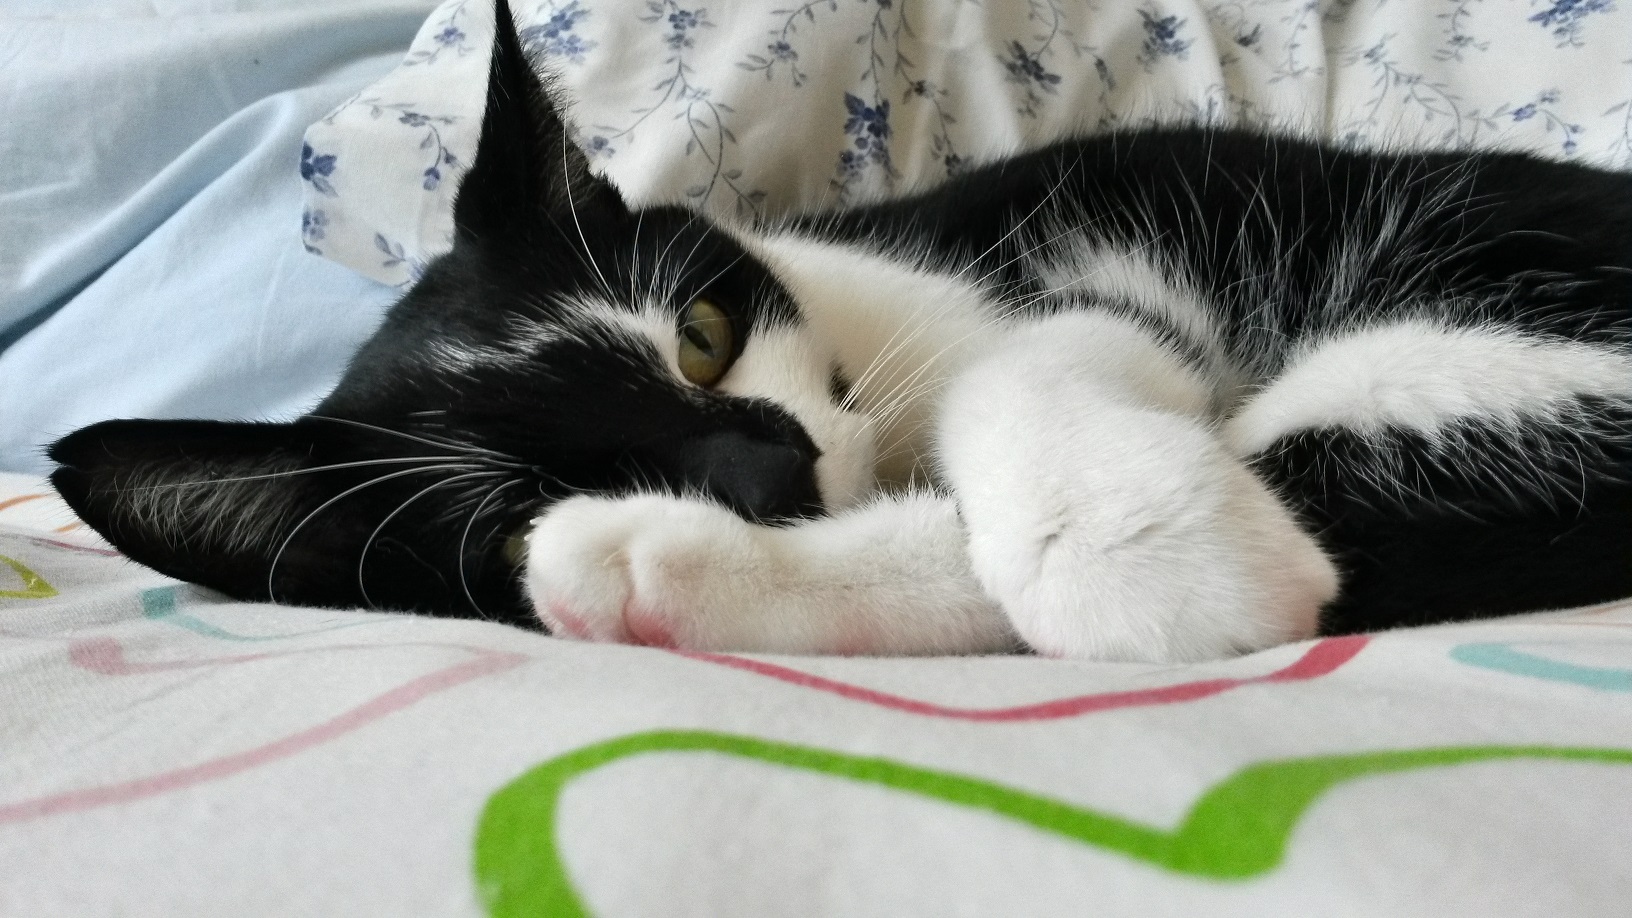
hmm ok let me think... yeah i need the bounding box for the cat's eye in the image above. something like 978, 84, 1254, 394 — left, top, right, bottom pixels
503, 528, 529, 568
677, 297, 735, 387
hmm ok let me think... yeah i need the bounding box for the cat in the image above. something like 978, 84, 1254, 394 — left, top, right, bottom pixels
49, 0, 1632, 662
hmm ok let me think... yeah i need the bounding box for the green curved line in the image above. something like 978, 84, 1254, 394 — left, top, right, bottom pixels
473, 731, 1632, 917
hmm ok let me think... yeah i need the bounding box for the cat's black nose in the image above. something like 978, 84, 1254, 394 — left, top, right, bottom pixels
681, 430, 823, 523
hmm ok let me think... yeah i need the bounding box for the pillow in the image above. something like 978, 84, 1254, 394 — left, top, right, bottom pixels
303, 0, 1632, 288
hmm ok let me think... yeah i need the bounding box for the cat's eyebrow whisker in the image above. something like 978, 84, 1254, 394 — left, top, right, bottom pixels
662, 224, 718, 304
561, 132, 614, 300
646, 212, 699, 306
628, 208, 646, 307
686, 252, 747, 302
357, 470, 499, 610
266, 462, 486, 603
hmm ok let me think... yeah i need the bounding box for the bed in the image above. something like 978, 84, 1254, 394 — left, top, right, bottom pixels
4, 2, 1632, 915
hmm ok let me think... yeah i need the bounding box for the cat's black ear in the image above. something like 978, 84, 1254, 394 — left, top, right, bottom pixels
51, 418, 531, 620
454, 0, 626, 241
50, 419, 442, 612
51, 419, 349, 604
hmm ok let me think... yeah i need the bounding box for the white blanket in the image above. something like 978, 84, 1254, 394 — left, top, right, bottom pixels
5, 471, 1632, 916
304, 0, 1632, 287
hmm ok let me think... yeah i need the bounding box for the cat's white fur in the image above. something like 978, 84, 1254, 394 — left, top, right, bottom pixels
524, 231, 1631, 661
935, 312, 1334, 660
1223, 320, 1632, 455
528, 490, 1016, 654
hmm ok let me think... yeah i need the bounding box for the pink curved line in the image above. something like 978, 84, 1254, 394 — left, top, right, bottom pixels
69, 637, 290, 674
0, 531, 122, 557
673, 635, 1368, 722
0, 639, 528, 825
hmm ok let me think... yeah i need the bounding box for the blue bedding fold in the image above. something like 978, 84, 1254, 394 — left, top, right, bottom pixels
0, 1, 438, 473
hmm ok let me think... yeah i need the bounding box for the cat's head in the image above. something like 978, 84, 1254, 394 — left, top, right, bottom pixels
50, 0, 875, 623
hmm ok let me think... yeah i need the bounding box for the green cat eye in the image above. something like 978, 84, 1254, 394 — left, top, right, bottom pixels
677, 297, 735, 387
503, 528, 529, 568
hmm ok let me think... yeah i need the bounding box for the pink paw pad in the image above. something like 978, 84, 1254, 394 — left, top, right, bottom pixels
548, 602, 594, 640
622, 604, 679, 649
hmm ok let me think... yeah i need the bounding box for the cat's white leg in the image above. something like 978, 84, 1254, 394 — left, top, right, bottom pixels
937, 312, 1338, 662
525, 490, 1016, 655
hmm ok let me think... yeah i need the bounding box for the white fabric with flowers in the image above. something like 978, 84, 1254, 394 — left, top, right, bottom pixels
300, 0, 1632, 288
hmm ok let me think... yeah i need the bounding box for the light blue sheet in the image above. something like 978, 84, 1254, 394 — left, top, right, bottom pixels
0, 1, 440, 473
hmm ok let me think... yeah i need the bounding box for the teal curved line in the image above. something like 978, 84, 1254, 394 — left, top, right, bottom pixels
1452, 642, 1632, 693
140, 586, 389, 642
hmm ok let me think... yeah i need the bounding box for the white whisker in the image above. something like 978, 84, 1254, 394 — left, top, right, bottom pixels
266, 463, 484, 603
458, 477, 527, 622
357, 470, 500, 609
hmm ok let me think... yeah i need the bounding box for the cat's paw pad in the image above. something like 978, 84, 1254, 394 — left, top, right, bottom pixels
524, 494, 770, 649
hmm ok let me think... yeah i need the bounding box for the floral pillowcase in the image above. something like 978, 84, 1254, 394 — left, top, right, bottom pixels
302, 0, 1632, 289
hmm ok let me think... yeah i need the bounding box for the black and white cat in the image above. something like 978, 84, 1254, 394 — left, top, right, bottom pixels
50, 1, 1632, 662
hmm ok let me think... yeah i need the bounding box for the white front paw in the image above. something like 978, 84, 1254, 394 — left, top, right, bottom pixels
950, 407, 1338, 663
524, 494, 771, 649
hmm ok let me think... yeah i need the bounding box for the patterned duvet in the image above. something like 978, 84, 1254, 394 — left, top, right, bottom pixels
5, 472, 1630, 916
9, 1, 1632, 914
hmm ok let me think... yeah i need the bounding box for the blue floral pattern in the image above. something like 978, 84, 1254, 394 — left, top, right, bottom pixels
838, 93, 892, 185
299, 143, 337, 198
300, 208, 329, 255
1529, 0, 1616, 48
521, 1, 596, 62
1139, 9, 1194, 70
405, 0, 475, 66
570, 2, 768, 214
375, 233, 427, 282
299, 0, 1632, 289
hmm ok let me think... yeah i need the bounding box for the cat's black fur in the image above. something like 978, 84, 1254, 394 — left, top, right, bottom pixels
51, 0, 1632, 640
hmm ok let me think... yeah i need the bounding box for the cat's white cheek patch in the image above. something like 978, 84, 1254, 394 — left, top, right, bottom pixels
1224, 320, 1632, 455
743, 230, 999, 485
717, 325, 876, 511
